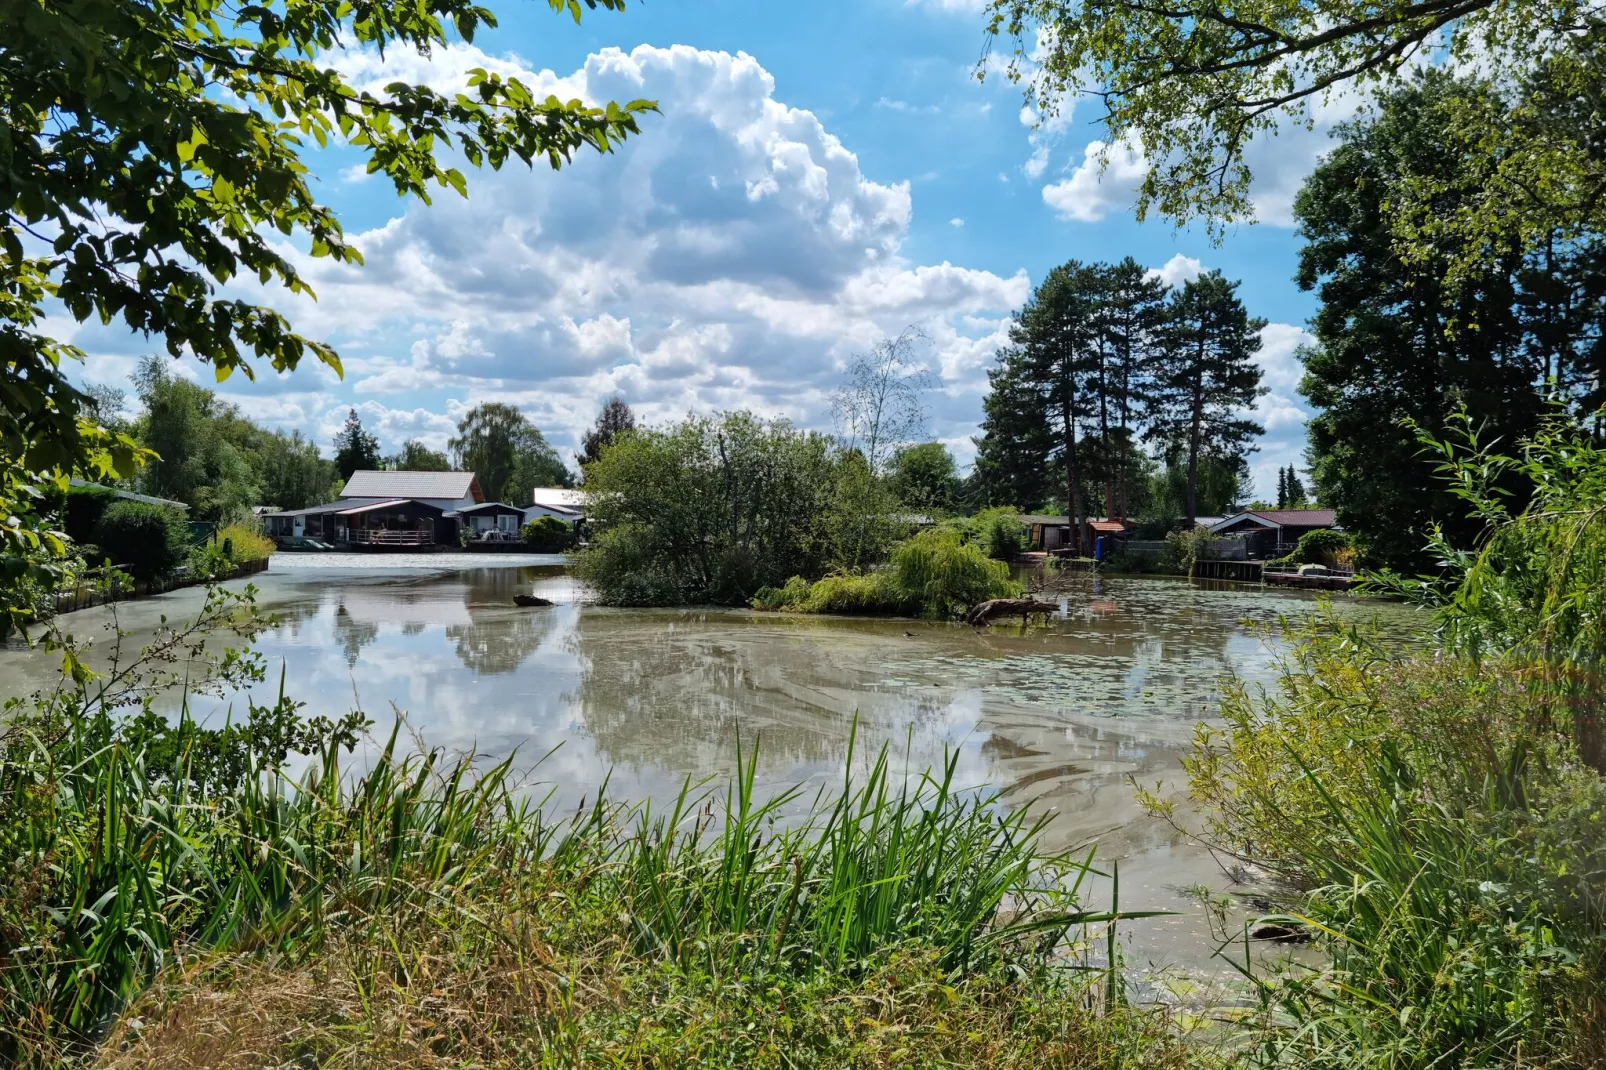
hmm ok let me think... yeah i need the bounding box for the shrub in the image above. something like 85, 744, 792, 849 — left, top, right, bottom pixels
92, 500, 191, 580
755, 532, 1021, 619
973, 506, 1024, 560
1285, 527, 1352, 566
520, 515, 576, 553
890, 528, 1020, 618
58, 483, 120, 545
1160, 525, 1215, 575
1173, 633, 1606, 1067
572, 523, 688, 606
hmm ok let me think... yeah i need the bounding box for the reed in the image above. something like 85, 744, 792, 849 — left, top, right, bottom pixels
0, 686, 1141, 1063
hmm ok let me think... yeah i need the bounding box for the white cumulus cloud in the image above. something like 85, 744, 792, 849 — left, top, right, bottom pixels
186, 44, 1027, 466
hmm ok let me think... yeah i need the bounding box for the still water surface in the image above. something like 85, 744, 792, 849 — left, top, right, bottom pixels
0, 553, 1421, 974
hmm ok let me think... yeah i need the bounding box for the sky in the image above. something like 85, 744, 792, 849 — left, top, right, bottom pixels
65, 0, 1356, 503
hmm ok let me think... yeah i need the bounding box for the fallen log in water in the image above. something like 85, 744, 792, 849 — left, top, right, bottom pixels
964, 598, 1059, 626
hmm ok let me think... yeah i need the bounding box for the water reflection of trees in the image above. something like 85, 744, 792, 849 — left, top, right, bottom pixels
446, 608, 560, 674
573, 615, 956, 780
328, 568, 568, 674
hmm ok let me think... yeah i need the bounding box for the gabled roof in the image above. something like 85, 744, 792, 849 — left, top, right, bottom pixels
336, 498, 445, 516
452, 501, 525, 515
1244, 508, 1337, 528
1209, 508, 1338, 533
342, 470, 482, 502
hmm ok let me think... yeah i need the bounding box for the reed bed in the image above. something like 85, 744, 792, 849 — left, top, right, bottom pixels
0, 691, 1163, 1067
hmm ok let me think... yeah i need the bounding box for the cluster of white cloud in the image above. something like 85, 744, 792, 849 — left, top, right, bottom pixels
87, 44, 1033, 466
63, 31, 1320, 495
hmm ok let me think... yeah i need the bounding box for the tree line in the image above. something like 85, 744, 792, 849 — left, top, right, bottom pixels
971, 260, 1266, 543
91, 358, 574, 523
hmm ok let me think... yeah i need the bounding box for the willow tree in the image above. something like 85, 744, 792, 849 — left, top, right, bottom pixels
0, 0, 652, 634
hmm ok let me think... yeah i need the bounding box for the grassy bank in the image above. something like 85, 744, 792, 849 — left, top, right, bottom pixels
0, 602, 1177, 1066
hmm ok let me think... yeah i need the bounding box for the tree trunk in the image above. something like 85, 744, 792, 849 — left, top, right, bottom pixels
1185, 368, 1203, 526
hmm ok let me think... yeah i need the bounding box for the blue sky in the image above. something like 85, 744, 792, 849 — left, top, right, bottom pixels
69, 0, 1353, 502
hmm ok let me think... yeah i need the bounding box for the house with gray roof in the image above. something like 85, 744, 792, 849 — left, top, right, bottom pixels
263, 470, 492, 549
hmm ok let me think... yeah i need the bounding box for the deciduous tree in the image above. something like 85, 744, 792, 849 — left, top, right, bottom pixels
449, 402, 569, 504
387, 440, 451, 472
0, 0, 650, 635
981, 0, 1606, 283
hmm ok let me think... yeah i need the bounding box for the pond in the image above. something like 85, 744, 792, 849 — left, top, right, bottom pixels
0, 553, 1423, 977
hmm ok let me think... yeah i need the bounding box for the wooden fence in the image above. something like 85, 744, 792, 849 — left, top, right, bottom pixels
50, 557, 270, 616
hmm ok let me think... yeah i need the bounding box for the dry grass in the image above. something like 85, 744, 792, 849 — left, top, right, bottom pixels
90, 883, 1194, 1070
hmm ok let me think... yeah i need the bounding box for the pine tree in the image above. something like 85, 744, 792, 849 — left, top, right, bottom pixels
1277, 465, 1289, 509
1286, 466, 1308, 507
1012, 262, 1102, 547
1094, 258, 1167, 519
1147, 271, 1268, 524
972, 349, 1053, 510
332, 408, 381, 482
579, 397, 637, 470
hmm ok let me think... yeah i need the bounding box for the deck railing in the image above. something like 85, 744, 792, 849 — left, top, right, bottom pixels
343, 528, 433, 546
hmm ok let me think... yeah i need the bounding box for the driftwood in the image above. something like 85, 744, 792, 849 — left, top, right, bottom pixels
964, 598, 1059, 626
513, 594, 555, 607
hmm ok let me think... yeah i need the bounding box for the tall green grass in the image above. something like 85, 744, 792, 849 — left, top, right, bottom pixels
0, 688, 1127, 1061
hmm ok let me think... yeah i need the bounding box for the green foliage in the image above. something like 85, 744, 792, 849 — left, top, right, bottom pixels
1295, 75, 1595, 570
1180, 636, 1606, 1068
1276, 464, 1309, 509
976, 258, 1262, 532
579, 396, 636, 469
1160, 525, 1216, 577
889, 442, 960, 514
520, 515, 576, 553
1372, 408, 1606, 678
449, 401, 571, 503
134, 358, 261, 522
91, 500, 191, 580
973, 505, 1025, 560
825, 445, 905, 571
385, 439, 450, 472
1158, 420, 1606, 1067
190, 523, 276, 578
1147, 271, 1267, 521
57, 483, 118, 544
575, 412, 841, 606
0, 0, 649, 521
127, 358, 336, 518
889, 528, 1022, 618
754, 529, 1021, 619
331, 407, 382, 482
1284, 527, 1351, 567
1136, 452, 1247, 531
981, 0, 1605, 277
